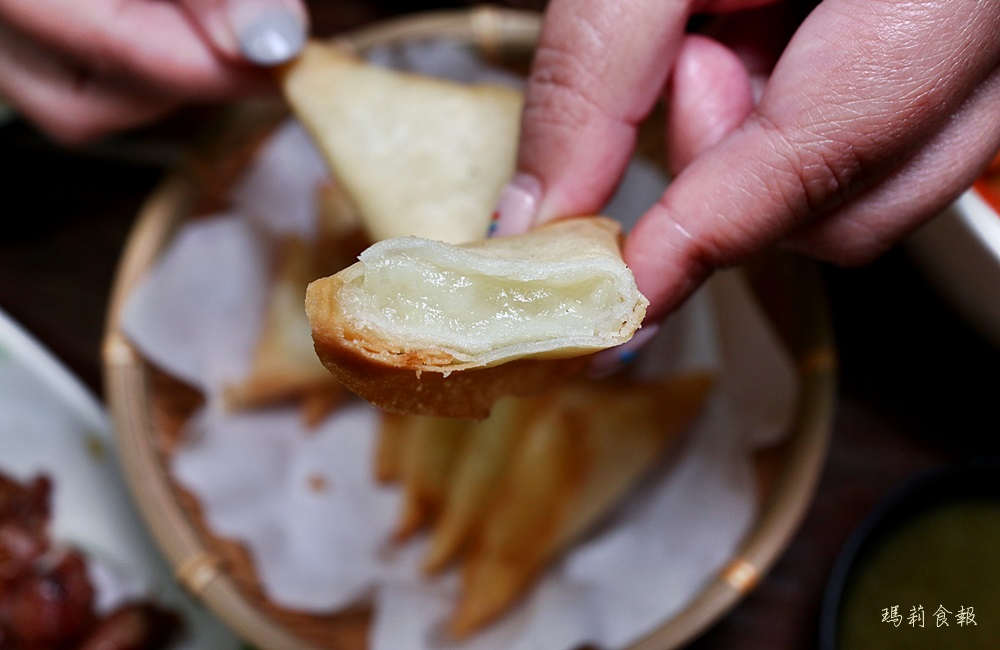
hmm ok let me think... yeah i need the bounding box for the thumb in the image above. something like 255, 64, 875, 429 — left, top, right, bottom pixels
178, 0, 308, 65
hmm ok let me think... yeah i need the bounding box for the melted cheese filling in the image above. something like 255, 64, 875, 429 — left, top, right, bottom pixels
345, 250, 624, 356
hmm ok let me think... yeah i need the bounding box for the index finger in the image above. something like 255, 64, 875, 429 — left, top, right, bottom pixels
492, 0, 689, 235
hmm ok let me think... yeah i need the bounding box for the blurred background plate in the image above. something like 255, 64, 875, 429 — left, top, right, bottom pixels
0, 307, 241, 648
102, 7, 837, 649
908, 185, 1000, 349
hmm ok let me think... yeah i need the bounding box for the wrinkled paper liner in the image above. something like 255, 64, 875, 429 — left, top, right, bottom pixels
121, 41, 799, 650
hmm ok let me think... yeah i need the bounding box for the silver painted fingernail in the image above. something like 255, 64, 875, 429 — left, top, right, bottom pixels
237, 8, 306, 65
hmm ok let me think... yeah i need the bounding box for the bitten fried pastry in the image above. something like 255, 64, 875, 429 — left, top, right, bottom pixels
305, 216, 649, 418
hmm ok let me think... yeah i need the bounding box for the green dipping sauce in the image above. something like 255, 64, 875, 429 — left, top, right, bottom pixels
839, 500, 1000, 649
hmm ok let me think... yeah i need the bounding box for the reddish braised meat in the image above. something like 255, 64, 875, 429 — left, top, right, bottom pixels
0, 476, 51, 583
0, 473, 182, 649
4, 550, 96, 648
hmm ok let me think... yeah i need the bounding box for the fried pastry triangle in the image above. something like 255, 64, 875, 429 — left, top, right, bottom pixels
450, 372, 714, 638
281, 40, 522, 244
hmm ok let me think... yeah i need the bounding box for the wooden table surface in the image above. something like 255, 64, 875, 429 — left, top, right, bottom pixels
2, 4, 998, 647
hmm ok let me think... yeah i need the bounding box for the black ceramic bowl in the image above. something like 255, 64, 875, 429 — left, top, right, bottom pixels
820, 458, 1000, 650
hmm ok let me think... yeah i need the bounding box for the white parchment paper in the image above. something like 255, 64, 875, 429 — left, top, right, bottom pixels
121, 41, 800, 650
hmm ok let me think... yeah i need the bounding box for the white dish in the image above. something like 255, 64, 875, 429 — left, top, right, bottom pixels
907, 187, 1000, 348
0, 307, 242, 649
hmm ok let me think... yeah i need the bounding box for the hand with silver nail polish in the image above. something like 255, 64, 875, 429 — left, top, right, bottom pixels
0, 0, 308, 144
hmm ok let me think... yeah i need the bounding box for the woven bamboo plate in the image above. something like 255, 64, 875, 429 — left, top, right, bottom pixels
102, 6, 837, 649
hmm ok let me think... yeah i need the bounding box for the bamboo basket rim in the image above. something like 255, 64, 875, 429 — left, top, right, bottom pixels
102, 6, 836, 649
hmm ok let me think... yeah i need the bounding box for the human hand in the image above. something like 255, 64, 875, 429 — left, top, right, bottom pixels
493, 0, 1000, 324
0, 0, 307, 144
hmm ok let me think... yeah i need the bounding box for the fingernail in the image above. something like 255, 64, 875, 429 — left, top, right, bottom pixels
587, 323, 662, 379
228, 0, 307, 65
489, 173, 541, 237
